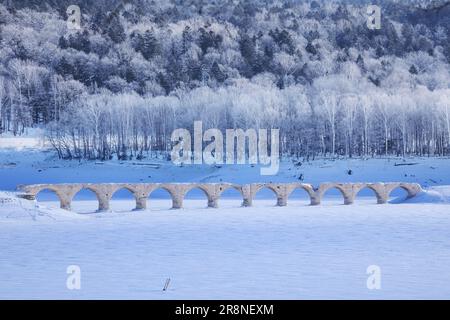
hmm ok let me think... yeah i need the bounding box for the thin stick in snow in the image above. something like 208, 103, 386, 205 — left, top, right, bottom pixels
163, 278, 171, 291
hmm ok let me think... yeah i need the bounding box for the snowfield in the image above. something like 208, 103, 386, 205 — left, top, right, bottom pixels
1, 143, 450, 299
1, 197, 450, 299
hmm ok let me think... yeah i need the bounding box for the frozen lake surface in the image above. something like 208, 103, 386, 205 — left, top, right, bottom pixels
1, 199, 449, 299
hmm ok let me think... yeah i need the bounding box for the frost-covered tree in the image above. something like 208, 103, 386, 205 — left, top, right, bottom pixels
0, 0, 449, 159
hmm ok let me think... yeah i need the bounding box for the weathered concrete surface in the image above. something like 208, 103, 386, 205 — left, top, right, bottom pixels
16, 182, 423, 212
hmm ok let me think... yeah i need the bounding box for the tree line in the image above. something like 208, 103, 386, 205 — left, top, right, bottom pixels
46, 82, 450, 160
1, 0, 450, 159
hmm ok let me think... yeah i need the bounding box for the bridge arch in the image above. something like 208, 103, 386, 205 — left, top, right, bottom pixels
110, 186, 139, 198
109, 186, 139, 212
35, 187, 64, 209
319, 185, 349, 205
147, 186, 175, 210
217, 185, 244, 208
286, 184, 314, 206
182, 185, 212, 209
386, 184, 420, 201
217, 184, 244, 198
148, 186, 179, 208
354, 184, 384, 204
70, 187, 103, 213
252, 185, 280, 206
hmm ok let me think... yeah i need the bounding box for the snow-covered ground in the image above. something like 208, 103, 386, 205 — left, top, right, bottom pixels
1, 197, 450, 299
1, 136, 450, 299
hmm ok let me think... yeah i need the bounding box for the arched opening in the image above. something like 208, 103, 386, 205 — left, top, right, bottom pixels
218, 187, 243, 208
110, 187, 136, 212
287, 187, 311, 206
35, 188, 61, 209
321, 187, 346, 206
354, 186, 380, 205
389, 186, 410, 203
71, 188, 100, 214
183, 187, 209, 210
148, 188, 173, 211
253, 187, 278, 207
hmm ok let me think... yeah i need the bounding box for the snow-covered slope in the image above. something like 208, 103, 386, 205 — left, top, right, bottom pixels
0, 191, 86, 221
402, 186, 450, 204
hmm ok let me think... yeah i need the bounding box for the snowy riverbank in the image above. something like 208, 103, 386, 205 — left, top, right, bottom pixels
2, 146, 450, 191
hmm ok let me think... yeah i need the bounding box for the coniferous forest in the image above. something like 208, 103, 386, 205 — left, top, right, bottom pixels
1, 0, 450, 160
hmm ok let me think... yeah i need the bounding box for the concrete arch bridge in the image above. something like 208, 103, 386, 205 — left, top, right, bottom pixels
17, 182, 422, 212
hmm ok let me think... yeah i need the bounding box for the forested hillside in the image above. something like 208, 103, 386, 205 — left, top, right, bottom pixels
1, 0, 450, 160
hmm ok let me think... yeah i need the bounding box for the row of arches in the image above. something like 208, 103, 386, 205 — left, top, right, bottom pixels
35, 187, 208, 213
32, 184, 414, 214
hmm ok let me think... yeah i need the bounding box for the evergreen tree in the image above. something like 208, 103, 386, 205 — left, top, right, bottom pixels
134, 29, 160, 60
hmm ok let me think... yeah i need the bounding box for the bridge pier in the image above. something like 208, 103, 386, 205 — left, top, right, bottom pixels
342, 183, 363, 205
135, 197, 147, 210
85, 185, 117, 212
277, 195, 288, 207
55, 185, 83, 211
172, 195, 183, 209
60, 197, 72, 210
377, 193, 389, 204
365, 183, 389, 204
207, 197, 218, 208
310, 193, 321, 206
240, 184, 253, 207
97, 197, 110, 212
132, 184, 155, 210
